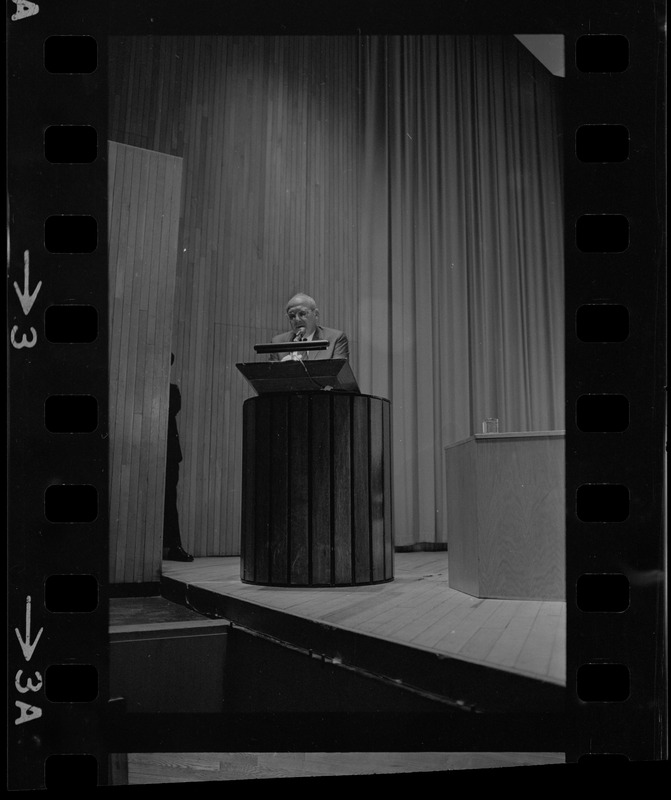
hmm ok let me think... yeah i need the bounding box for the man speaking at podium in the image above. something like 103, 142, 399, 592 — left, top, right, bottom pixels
270, 293, 349, 362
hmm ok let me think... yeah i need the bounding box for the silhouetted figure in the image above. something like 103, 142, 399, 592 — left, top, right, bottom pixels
163, 354, 193, 562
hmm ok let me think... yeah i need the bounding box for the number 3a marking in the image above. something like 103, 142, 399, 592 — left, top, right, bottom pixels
10, 326, 37, 349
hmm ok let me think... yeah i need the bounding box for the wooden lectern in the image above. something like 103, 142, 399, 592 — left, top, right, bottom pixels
236, 357, 394, 587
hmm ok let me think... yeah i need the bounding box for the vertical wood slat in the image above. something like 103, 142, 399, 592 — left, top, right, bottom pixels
310, 393, 331, 585
107, 141, 124, 576
352, 396, 371, 584
124, 147, 147, 583
332, 395, 353, 585
289, 395, 310, 584
151, 157, 182, 563
241, 399, 256, 582
114, 147, 137, 580
253, 401, 271, 584
108, 141, 183, 584
112, 144, 136, 581
135, 151, 153, 580
369, 398, 385, 582
207, 39, 226, 556
133, 151, 156, 583
382, 400, 394, 579
269, 396, 289, 584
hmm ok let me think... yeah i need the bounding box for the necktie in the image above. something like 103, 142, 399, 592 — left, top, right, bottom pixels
294, 332, 305, 359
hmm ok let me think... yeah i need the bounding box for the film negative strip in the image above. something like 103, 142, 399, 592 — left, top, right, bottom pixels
6, 0, 666, 789
564, 18, 666, 764
7, 2, 109, 791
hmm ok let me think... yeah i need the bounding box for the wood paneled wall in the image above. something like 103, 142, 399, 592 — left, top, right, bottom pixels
110, 37, 362, 557
108, 141, 183, 583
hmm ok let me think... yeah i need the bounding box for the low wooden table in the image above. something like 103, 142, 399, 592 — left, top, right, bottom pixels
241, 391, 394, 587
444, 432, 565, 601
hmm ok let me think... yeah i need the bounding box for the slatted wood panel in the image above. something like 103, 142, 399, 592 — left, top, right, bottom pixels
161, 553, 566, 685
108, 141, 183, 583
241, 393, 393, 586
109, 37, 362, 557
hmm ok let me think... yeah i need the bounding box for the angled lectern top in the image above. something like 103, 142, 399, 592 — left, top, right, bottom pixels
235, 358, 360, 394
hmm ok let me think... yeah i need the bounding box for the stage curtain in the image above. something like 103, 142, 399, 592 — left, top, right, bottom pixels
357, 35, 564, 545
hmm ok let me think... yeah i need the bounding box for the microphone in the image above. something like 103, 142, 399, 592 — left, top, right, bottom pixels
287, 326, 306, 362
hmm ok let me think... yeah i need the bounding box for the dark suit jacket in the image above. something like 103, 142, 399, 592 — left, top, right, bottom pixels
269, 325, 349, 361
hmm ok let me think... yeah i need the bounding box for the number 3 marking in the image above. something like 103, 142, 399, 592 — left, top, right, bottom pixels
15, 670, 43, 694
10, 326, 37, 349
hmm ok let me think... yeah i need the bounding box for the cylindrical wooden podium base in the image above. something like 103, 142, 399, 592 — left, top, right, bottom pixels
241, 392, 394, 587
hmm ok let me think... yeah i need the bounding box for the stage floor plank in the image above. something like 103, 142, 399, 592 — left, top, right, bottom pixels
161, 552, 565, 687
124, 751, 565, 783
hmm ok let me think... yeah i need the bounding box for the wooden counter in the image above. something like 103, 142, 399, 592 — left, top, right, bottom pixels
444, 432, 565, 601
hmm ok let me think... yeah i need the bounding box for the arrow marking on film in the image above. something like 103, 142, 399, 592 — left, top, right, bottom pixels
15, 596, 43, 662
13, 250, 42, 316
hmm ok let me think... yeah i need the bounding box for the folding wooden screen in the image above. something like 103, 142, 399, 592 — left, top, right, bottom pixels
108, 141, 183, 584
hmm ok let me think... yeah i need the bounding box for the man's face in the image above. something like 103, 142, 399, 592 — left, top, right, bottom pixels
287, 302, 319, 336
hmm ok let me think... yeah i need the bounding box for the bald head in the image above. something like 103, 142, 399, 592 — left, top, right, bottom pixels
286, 293, 317, 312
285, 293, 319, 336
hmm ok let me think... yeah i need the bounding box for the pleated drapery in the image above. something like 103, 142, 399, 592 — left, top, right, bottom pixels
357, 35, 564, 545
109, 35, 563, 558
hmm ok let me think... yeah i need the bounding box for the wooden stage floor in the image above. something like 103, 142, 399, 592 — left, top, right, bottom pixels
159, 551, 565, 713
